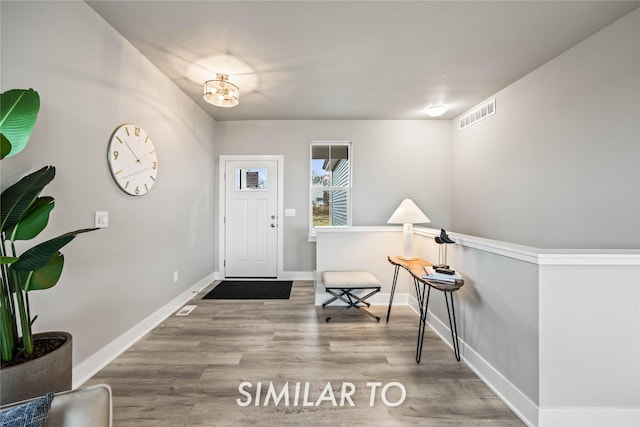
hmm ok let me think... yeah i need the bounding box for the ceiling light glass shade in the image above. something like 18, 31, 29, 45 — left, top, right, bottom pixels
387, 198, 431, 224
425, 104, 447, 117
203, 73, 239, 107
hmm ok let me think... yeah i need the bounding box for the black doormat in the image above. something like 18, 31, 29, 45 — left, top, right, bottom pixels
202, 280, 293, 300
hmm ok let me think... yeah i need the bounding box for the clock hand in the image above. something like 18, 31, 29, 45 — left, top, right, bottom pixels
120, 167, 152, 179
124, 141, 142, 164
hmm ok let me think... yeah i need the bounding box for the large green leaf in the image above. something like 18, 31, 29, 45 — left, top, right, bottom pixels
0, 134, 10, 159
22, 252, 64, 291
0, 89, 40, 158
0, 166, 55, 233
10, 228, 96, 272
9, 196, 54, 241
0, 256, 19, 265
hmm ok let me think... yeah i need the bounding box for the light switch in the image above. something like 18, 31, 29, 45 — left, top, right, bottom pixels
95, 211, 108, 228
285, 209, 296, 217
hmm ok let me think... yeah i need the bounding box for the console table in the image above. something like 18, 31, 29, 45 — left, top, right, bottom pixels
387, 255, 464, 362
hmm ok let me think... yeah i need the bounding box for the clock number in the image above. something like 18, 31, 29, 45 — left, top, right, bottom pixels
109, 124, 156, 196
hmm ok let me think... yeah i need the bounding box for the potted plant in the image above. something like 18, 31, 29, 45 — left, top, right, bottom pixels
0, 88, 96, 404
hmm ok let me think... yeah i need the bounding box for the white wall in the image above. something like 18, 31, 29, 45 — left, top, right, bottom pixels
315, 227, 407, 305
451, 8, 640, 249
1, 1, 216, 375
215, 120, 452, 273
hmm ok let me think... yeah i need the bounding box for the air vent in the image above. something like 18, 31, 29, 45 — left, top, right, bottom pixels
460, 99, 496, 129
176, 305, 196, 316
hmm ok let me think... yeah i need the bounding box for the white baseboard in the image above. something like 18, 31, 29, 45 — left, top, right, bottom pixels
212, 271, 316, 281
279, 271, 315, 281
314, 291, 409, 307
407, 296, 640, 427
539, 407, 640, 426
408, 295, 538, 427
73, 272, 215, 387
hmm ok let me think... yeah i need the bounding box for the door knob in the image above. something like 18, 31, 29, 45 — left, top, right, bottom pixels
271, 215, 276, 219
270, 224, 276, 228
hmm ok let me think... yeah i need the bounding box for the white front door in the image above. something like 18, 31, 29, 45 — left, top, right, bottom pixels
224, 159, 278, 277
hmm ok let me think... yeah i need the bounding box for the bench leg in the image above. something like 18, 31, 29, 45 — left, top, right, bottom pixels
324, 288, 380, 322
322, 290, 349, 307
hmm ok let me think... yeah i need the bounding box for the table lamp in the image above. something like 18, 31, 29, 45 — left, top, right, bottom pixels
387, 198, 431, 260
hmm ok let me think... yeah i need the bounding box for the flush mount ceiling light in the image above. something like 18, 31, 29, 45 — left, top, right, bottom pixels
425, 104, 448, 117
203, 73, 239, 107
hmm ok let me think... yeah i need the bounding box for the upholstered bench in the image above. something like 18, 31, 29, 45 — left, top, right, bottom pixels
321, 271, 381, 322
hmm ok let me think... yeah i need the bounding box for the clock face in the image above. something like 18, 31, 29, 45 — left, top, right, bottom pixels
107, 124, 158, 196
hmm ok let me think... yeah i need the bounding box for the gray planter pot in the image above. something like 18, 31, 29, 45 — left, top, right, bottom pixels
0, 331, 72, 405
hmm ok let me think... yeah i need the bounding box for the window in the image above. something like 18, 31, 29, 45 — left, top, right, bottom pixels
310, 142, 351, 237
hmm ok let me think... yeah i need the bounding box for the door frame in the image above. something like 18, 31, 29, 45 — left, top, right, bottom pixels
218, 155, 284, 279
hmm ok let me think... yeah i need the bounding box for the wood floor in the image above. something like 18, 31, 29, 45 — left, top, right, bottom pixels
86, 281, 524, 426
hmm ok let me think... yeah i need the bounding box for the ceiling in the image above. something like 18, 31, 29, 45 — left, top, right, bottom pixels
86, 1, 639, 121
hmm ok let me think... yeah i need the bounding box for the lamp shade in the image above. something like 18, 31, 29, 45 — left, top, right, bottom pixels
387, 198, 430, 224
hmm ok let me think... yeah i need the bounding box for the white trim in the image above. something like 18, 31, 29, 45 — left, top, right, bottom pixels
278, 270, 316, 281
407, 294, 539, 426
424, 304, 538, 427
462, 343, 538, 427
219, 155, 284, 279
443, 231, 541, 265
422, 226, 638, 266
309, 141, 353, 237
73, 272, 215, 388
423, 295, 640, 427
537, 251, 640, 266
314, 291, 410, 307
539, 407, 640, 426
213, 270, 315, 281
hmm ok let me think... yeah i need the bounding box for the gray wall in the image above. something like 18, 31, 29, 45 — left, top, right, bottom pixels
431, 239, 540, 405
1, 2, 216, 366
451, 8, 640, 249
215, 120, 452, 272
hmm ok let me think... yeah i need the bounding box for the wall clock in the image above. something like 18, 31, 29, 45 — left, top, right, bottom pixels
107, 124, 158, 196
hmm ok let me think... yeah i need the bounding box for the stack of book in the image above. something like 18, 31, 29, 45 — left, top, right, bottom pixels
422, 266, 462, 285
